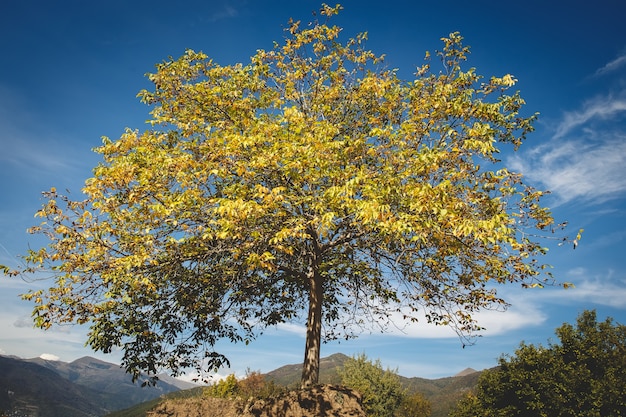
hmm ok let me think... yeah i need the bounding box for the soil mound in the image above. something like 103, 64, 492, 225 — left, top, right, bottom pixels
147, 384, 366, 417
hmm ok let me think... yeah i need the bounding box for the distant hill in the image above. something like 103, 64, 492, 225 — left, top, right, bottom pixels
27, 356, 195, 397
0, 355, 194, 417
265, 352, 347, 386
0, 355, 108, 416
109, 353, 482, 417
403, 371, 481, 417
454, 367, 478, 377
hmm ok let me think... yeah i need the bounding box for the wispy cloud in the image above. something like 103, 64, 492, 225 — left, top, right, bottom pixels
1, 136, 82, 176
510, 135, 626, 205
375, 266, 626, 340
578, 226, 626, 252
0, 311, 88, 360
397, 307, 545, 339
555, 268, 626, 308
208, 5, 239, 22
205, 1, 246, 22
0, 85, 96, 182
513, 267, 626, 310
274, 322, 306, 336
593, 53, 626, 78
566, 279, 626, 308
509, 91, 626, 205
553, 95, 626, 140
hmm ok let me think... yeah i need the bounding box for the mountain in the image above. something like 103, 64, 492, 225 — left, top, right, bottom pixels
109, 353, 482, 417
0, 355, 193, 417
27, 356, 195, 401
264, 352, 347, 386
403, 371, 481, 417
0, 355, 107, 416
454, 367, 478, 377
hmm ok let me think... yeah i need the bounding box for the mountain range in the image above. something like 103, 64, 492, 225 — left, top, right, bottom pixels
0, 355, 194, 417
1, 353, 481, 417
109, 353, 481, 417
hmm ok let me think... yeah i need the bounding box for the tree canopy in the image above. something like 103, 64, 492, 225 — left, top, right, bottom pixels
4, 4, 573, 387
451, 310, 626, 417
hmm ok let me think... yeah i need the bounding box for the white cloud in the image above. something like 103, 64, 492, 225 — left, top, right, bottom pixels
556, 271, 626, 309
510, 136, 626, 205
553, 95, 626, 140
509, 89, 626, 205
356, 291, 547, 340
12, 316, 33, 328
39, 353, 60, 361
593, 53, 626, 78
267, 284, 550, 342
0, 304, 123, 363
274, 322, 306, 336
511, 268, 626, 310
174, 370, 225, 385
581, 227, 626, 252
568, 279, 626, 308
356, 267, 625, 341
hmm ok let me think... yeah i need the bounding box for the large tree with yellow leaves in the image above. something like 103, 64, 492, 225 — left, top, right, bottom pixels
8, 5, 572, 387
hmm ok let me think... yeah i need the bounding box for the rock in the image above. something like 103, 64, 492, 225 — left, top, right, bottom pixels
246, 385, 366, 417
147, 385, 366, 417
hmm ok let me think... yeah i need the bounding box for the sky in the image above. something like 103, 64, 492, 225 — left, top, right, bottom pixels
1, 0, 626, 382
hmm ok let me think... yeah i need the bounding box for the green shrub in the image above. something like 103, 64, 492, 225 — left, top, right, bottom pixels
204, 374, 239, 398
204, 370, 285, 400
339, 353, 406, 417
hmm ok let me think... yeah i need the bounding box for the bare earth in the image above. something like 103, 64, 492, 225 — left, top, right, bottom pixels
147, 385, 367, 417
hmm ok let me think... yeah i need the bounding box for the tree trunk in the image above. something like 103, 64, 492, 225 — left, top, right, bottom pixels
301, 265, 324, 388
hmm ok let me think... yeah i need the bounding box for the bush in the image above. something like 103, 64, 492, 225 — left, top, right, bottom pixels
338, 354, 406, 417
204, 373, 239, 398
238, 369, 285, 398
204, 369, 285, 400
451, 310, 626, 416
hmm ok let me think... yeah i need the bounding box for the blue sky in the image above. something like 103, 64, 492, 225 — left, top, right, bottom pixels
1, 0, 625, 381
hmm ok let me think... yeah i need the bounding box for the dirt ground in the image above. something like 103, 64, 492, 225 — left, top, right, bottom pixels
146, 384, 367, 417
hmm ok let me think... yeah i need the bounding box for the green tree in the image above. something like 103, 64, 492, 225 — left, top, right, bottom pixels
3, 4, 574, 387
451, 310, 626, 417
395, 392, 431, 417
339, 354, 405, 417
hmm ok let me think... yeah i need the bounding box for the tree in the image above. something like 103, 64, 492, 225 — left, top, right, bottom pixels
396, 392, 431, 417
4, 4, 573, 387
450, 310, 626, 417
338, 354, 406, 417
